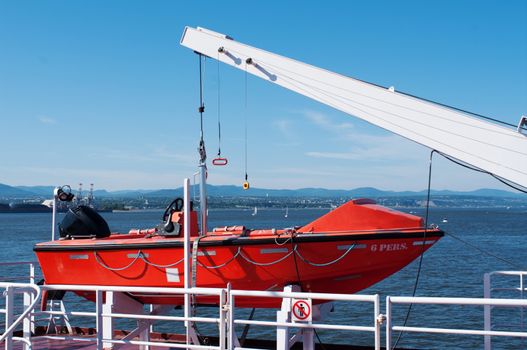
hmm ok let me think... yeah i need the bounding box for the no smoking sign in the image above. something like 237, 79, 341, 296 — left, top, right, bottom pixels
291, 298, 312, 322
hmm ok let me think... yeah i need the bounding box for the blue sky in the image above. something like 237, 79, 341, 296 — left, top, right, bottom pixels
1, 0, 526, 191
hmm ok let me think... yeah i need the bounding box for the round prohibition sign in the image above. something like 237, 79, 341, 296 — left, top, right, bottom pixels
292, 300, 311, 321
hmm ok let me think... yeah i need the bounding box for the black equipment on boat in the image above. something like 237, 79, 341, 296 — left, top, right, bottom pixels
59, 205, 111, 239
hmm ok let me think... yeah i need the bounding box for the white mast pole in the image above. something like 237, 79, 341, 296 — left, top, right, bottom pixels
51, 187, 59, 241
183, 177, 192, 342
199, 162, 207, 235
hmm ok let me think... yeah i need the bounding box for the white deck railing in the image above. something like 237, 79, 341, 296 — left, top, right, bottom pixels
484, 271, 527, 350
38, 284, 227, 350
386, 295, 527, 349
0, 270, 526, 349
0, 282, 40, 350
228, 288, 381, 350
0, 261, 36, 284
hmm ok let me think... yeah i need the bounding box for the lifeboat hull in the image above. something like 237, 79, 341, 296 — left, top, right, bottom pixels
34, 199, 444, 308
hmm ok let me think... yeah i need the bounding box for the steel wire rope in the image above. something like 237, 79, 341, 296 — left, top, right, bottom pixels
392, 150, 524, 350
444, 232, 523, 270
259, 60, 525, 135
253, 67, 527, 184
222, 50, 526, 346
289, 231, 327, 349
239, 247, 296, 266
241, 54, 525, 135
257, 63, 527, 158
274, 234, 293, 246
235, 55, 527, 164
194, 57, 211, 344
294, 243, 356, 267
244, 62, 249, 185
254, 63, 517, 156
435, 151, 527, 194
216, 52, 223, 158
266, 69, 517, 163
140, 255, 184, 268
94, 251, 143, 271
392, 150, 435, 349
197, 247, 242, 269
198, 54, 205, 143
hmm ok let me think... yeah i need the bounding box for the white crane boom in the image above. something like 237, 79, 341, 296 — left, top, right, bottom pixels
180, 26, 527, 189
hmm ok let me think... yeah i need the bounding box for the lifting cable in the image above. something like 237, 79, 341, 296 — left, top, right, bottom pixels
242, 60, 250, 190
212, 53, 228, 166
252, 57, 526, 133
393, 150, 524, 349
198, 54, 207, 164
289, 232, 328, 350
193, 55, 207, 343
392, 150, 434, 349
436, 151, 527, 194
217, 56, 222, 157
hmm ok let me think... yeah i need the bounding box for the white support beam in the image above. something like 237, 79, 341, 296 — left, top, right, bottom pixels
103, 291, 145, 350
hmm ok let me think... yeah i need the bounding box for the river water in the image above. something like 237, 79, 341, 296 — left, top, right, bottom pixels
0, 206, 525, 349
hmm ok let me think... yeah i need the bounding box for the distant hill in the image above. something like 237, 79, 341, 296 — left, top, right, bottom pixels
15, 185, 55, 197
144, 185, 523, 198
0, 182, 523, 199
0, 184, 38, 198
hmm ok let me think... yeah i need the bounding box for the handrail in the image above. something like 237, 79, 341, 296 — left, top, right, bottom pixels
0, 261, 38, 266
37, 284, 225, 350
230, 288, 381, 350
386, 295, 527, 349
0, 282, 41, 342
483, 270, 526, 350
0, 275, 524, 349
0, 261, 36, 282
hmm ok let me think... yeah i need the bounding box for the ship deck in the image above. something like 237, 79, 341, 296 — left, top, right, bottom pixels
5, 333, 416, 350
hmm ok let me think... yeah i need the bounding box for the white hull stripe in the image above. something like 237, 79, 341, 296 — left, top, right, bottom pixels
338, 244, 366, 250
413, 240, 436, 246
334, 274, 362, 281
198, 250, 216, 256
69, 254, 89, 260
128, 253, 149, 258
260, 248, 289, 254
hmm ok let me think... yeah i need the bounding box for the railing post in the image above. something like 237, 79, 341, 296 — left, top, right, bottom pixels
219, 289, 226, 349
28, 263, 35, 335
227, 284, 235, 350
183, 177, 192, 345
102, 291, 115, 350
374, 294, 380, 350
483, 273, 491, 350
95, 290, 103, 350
276, 284, 299, 350
521, 272, 525, 350
28, 264, 35, 285
385, 296, 392, 350
4, 286, 14, 350
22, 289, 32, 350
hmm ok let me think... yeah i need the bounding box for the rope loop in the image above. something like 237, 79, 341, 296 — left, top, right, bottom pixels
94, 251, 143, 271
295, 244, 356, 267
198, 247, 241, 269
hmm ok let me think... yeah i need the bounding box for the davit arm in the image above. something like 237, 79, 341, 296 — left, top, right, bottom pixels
180, 26, 527, 189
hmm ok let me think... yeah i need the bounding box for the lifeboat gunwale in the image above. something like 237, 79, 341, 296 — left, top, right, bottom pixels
34, 228, 444, 252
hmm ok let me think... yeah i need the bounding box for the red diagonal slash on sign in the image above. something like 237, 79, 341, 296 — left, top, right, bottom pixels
292, 300, 311, 321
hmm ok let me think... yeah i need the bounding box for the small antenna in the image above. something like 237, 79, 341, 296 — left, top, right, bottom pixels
89, 183, 94, 205
78, 183, 83, 203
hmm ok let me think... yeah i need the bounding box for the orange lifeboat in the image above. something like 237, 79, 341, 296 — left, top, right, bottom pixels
34, 199, 443, 308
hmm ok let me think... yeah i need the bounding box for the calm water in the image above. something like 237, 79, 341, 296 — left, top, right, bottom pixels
0, 206, 526, 349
